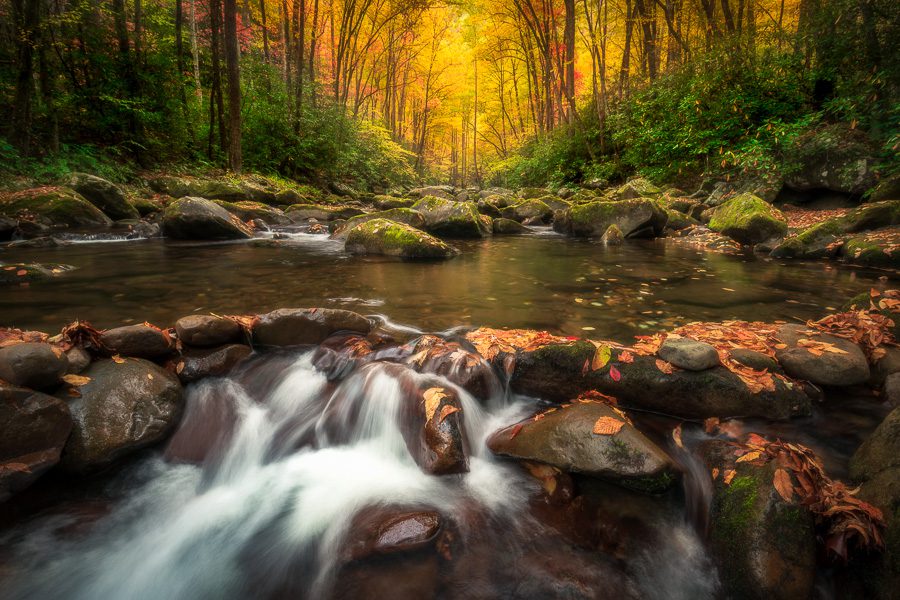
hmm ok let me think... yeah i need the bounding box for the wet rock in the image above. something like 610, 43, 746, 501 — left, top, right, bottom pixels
176, 344, 252, 384
492, 217, 529, 234
151, 177, 246, 201
774, 324, 869, 386
488, 402, 677, 492
518, 187, 550, 200
506, 339, 811, 419
663, 208, 699, 231
343, 507, 443, 561
129, 196, 162, 216
554, 198, 667, 238
703, 440, 816, 600
729, 348, 778, 372
538, 195, 572, 212
162, 197, 253, 240
252, 308, 371, 347
500, 199, 553, 223
284, 203, 365, 221
411, 196, 491, 238
100, 324, 173, 359
0, 215, 15, 240
0, 186, 113, 228
885, 373, 900, 408
65, 347, 92, 374
708, 193, 787, 245
345, 218, 458, 259
238, 179, 279, 204
0, 342, 68, 390
212, 200, 292, 225
66, 173, 139, 220
165, 382, 239, 464
0, 384, 73, 501
770, 219, 843, 259
600, 224, 624, 245
175, 315, 242, 347
59, 358, 183, 472
332, 208, 427, 240
784, 124, 878, 196
658, 337, 719, 371
400, 377, 469, 475
6, 236, 68, 248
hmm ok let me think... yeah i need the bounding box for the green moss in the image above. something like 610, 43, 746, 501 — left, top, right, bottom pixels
708, 193, 787, 244
622, 471, 677, 494
844, 236, 900, 268
344, 218, 457, 259
0, 187, 112, 227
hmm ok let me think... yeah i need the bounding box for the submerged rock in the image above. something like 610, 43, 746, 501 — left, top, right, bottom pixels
487, 402, 678, 492
66, 172, 139, 220
0, 263, 68, 285
0, 187, 113, 228
252, 308, 371, 347
774, 324, 869, 386
100, 324, 174, 359
554, 198, 667, 238
344, 218, 458, 259
600, 224, 624, 245
0, 342, 68, 390
175, 315, 242, 347
59, 358, 183, 472
707, 193, 787, 245
162, 196, 253, 240
0, 384, 73, 501
411, 196, 491, 238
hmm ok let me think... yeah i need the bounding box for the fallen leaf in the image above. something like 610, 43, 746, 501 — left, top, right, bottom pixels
736, 450, 763, 463
437, 405, 461, 424
672, 424, 684, 448
655, 359, 675, 374
609, 364, 621, 382
774, 468, 794, 502
423, 387, 449, 422
112, 354, 126, 364
723, 469, 737, 484
509, 423, 524, 439
592, 416, 625, 435
711, 467, 720, 480
61, 374, 91, 386
591, 343, 612, 371
16, 269, 27, 277
704, 417, 720, 434
619, 350, 635, 363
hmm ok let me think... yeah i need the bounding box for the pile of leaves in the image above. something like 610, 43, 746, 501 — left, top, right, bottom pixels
465, 328, 575, 362
782, 206, 850, 230
407, 335, 483, 370
0, 327, 49, 348
727, 432, 885, 561
807, 289, 898, 360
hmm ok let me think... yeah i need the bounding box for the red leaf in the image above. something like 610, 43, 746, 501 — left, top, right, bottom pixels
609, 364, 621, 382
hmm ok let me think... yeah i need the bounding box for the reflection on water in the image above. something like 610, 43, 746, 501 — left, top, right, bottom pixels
1, 234, 893, 338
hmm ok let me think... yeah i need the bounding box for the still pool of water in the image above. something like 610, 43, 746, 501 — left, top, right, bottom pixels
0, 230, 893, 338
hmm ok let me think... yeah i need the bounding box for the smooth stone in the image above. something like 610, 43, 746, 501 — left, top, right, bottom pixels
252, 308, 371, 347
774, 324, 869, 386
343, 507, 443, 561
729, 348, 778, 371
175, 315, 242, 347
658, 336, 720, 371
65, 346, 92, 374
176, 344, 252, 384
100, 324, 173, 359
0, 342, 68, 390
885, 373, 900, 408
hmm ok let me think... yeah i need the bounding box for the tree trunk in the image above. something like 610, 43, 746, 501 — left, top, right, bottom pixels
223, 0, 242, 173
10, 0, 40, 155
260, 0, 270, 62
190, 0, 202, 100
564, 0, 576, 125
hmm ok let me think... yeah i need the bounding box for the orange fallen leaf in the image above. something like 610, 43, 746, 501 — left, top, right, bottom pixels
423, 387, 449, 422
711, 467, 720, 480
723, 469, 737, 484
437, 405, 461, 424
736, 450, 763, 463
774, 468, 794, 502
112, 354, 126, 364
61, 374, 91, 386
672, 424, 684, 448
592, 416, 625, 436
16, 269, 27, 277
655, 359, 674, 374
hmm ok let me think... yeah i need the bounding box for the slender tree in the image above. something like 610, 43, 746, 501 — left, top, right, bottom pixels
223, 0, 243, 173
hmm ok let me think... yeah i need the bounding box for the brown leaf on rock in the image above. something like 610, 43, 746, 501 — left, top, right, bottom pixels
655, 359, 675, 374
723, 469, 736, 484
774, 468, 794, 502
422, 387, 448, 422
672, 424, 684, 448
592, 416, 625, 436
437, 405, 461, 424
61, 374, 91, 386
465, 327, 573, 361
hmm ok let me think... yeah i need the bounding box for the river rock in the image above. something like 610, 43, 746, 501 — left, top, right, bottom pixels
400, 377, 469, 475
0, 187, 113, 228
702, 440, 816, 600
487, 402, 677, 492
500, 199, 553, 223
554, 198, 667, 238
332, 208, 427, 239
658, 336, 720, 371
285, 203, 365, 221
611, 178, 661, 200
517, 187, 550, 200
67, 173, 139, 220
729, 348, 778, 372
345, 219, 458, 259
65, 347, 92, 374
59, 358, 183, 472
343, 506, 443, 561
0, 384, 73, 501
411, 196, 491, 238
784, 124, 878, 196
708, 193, 787, 245
176, 344, 252, 384
600, 224, 624, 245
774, 324, 869, 386
212, 200, 292, 226
492, 217, 529, 234
884, 373, 900, 408
501, 338, 811, 419
0, 342, 68, 390
100, 324, 173, 359
175, 315, 242, 347
162, 197, 253, 240
252, 308, 371, 347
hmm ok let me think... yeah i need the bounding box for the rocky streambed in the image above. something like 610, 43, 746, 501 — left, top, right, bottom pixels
1, 296, 899, 599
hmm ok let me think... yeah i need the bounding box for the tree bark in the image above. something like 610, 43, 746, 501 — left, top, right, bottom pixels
223, 0, 242, 173
10, 0, 40, 155
564, 0, 576, 125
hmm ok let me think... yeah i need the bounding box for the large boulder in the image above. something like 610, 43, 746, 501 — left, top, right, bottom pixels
332, 209, 427, 240
284, 203, 365, 221
344, 219, 458, 259
252, 308, 371, 347
658, 336, 719, 371
399, 376, 469, 475
774, 324, 869, 386
151, 177, 246, 201
59, 358, 183, 472
0, 342, 68, 390
408, 185, 455, 201
100, 324, 174, 359
373, 195, 416, 210
162, 196, 253, 240
212, 200, 292, 225
488, 401, 678, 492
175, 315, 242, 347
0, 187, 113, 228
0, 262, 70, 286
553, 198, 667, 238
842, 230, 900, 268
708, 193, 787, 245
66, 173, 139, 220
0, 384, 73, 501
492, 217, 530, 234
500, 199, 553, 223
784, 124, 879, 196
612, 178, 661, 200
411, 196, 491, 238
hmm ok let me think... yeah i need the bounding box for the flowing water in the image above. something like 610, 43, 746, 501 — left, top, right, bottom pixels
0, 231, 895, 599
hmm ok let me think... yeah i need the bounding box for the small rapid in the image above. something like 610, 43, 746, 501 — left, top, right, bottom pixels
1, 347, 718, 600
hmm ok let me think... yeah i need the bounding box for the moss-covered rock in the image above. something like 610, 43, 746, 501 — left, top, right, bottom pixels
0, 263, 72, 285
842, 231, 900, 268
708, 193, 787, 245
784, 123, 878, 196
569, 189, 601, 204
0, 187, 113, 228
372, 195, 416, 210
285, 203, 366, 221
129, 196, 162, 216
613, 178, 661, 200
66, 173, 139, 220
537, 195, 572, 212
770, 219, 844, 258
148, 176, 246, 201
517, 187, 550, 199
212, 200, 292, 225
600, 224, 624, 245
332, 208, 426, 239
492, 217, 530, 234
500, 199, 554, 223
411, 196, 491, 238
344, 218, 458, 259
663, 208, 699, 231
554, 198, 668, 238
162, 197, 253, 240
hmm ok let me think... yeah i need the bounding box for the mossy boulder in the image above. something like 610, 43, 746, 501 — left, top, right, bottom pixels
663, 208, 699, 231
500, 199, 554, 223
372, 195, 416, 210
0, 263, 69, 285
162, 197, 253, 240
149, 176, 246, 201
344, 218, 458, 259
612, 178, 661, 200
784, 123, 878, 196
708, 193, 787, 245
842, 230, 900, 268
492, 217, 530, 234
600, 224, 624, 245
770, 220, 844, 259
212, 200, 292, 225
569, 189, 601, 204
0, 187, 113, 228
411, 196, 491, 238
703, 441, 816, 600
517, 187, 549, 199
66, 173, 139, 220
285, 203, 365, 221
554, 198, 668, 238
332, 208, 426, 240
129, 196, 162, 216
537, 194, 571, 212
